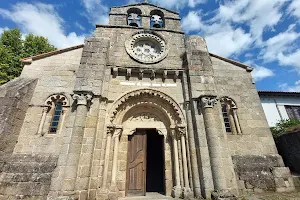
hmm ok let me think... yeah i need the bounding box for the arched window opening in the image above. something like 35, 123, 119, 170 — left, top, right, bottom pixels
49, 102, 63, 133
222, 103, 232, 133
150, 10, 164, 28
220, 97, 242, 135
37, 94, 69, 136
127, 8, 142, 27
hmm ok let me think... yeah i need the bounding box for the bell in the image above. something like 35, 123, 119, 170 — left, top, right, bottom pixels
151, 15, 163, 28
128, 13, 141, 27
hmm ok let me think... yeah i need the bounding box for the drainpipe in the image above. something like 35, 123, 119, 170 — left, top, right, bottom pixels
274, 98, 283, 120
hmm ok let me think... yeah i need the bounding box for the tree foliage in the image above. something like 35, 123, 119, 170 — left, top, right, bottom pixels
270, 119, 300, 138
0, 28, 56, 84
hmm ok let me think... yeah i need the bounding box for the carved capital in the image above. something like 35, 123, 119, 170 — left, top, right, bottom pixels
176, 126, 186, 138
72, 92, 93, 106
201, 96, 218, 108
107, 124, 123, 137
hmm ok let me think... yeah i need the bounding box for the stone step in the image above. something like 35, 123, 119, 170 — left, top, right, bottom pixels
119, 193, 174, 200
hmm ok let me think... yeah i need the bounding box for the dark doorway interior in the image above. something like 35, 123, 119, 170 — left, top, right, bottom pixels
146, 129, 165, 194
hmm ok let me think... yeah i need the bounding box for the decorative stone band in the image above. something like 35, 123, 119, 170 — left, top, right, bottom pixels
72, 92, 93, 106
201, 96, 218, 108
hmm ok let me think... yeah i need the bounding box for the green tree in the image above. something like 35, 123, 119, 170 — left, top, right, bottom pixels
0, 28, 56, 84
270, 119, 300, 138
23, 34, 56, 57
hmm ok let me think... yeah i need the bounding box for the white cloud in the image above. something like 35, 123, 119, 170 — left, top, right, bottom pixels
288, 0, 300, 17
278, 50, 300, 72
205, 27, 252, 57
214, 0, 287, 41
188, 0, 206, 8
279, 81, 300, 92
261, 25, 300, 71
75, 22, 86, 31
252, 66, 275, 81
0, 27, 9, 35
181, 11, 203, 33
81, 0, 109, 24
0, 3, 85, 48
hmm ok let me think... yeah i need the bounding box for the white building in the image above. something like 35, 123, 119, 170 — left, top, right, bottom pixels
259, 91, 300, 127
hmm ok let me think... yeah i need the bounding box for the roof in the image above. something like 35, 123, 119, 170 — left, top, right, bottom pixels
20, 44, 254, 72
209, 53, 253, 72
111, 2, 179, 15
258, 91, 300, 96
21, 44, 84, 63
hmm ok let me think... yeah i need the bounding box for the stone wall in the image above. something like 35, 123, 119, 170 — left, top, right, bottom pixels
0, 77, 37, 156
94, 27, 185, 70
212, 56, 278, 156
14, 47, 83, 155
0, 154, 58, 199
233, 155, 295, 193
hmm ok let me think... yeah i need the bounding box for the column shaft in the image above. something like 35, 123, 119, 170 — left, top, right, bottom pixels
111, 134, 120, 187
38, 108, 47, 135
203, 108, 226, 190
173, 136, 181, 187
233, 109, 241, 134
181, 135, 189, 188
62, 104, 88, 193
101, 133, 112, 190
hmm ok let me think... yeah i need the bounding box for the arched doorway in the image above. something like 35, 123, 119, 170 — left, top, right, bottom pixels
126, 129, 165, 196
101, 89, 192, 198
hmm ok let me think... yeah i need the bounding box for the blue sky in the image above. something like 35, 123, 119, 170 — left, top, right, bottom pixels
0, 0, 299, 91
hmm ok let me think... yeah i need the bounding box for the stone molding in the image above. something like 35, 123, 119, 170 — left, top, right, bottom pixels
201, 96, 218, 108
72, 92, 93, 106
109, 88, 185, 125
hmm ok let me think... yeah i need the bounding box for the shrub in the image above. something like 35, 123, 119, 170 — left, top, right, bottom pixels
270, 119, 300, 138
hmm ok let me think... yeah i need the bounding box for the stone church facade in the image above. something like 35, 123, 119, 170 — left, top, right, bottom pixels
0, 2, 295, 200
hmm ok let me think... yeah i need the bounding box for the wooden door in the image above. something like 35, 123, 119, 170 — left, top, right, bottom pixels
126, 130, 147, 196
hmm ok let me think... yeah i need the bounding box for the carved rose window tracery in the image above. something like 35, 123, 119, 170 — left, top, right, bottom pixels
125, 32, 168, 64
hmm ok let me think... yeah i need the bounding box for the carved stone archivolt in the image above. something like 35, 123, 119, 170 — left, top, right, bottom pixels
109, 89, 184, 125
125, 31, 168, 64
220, 96, 237, 109
45, 94, 69, 107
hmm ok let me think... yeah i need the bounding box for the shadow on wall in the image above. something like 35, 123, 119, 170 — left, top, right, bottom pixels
275, 131, 300, 174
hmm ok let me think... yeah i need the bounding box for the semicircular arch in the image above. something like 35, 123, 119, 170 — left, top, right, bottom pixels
108, 88, 185, 127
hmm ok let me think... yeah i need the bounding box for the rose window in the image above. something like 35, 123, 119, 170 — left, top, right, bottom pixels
125, 32, 168, 64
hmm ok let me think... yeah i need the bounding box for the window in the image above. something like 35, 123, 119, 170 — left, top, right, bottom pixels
285, 106, 300, 120
150, 10, 164, 28
222, 104, 232, 133
38, 94, 69, 136
49, 102, 63, 133
127, 8, 142, 27
220, 97, 242, 134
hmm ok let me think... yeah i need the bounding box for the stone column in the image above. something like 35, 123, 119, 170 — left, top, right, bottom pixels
100, 125, 114, 193
201, 96, 227, 191
227, 104, 237, 135
171, 128, 182, 198
232, 109, 242, 134
110, 126, 123, 191
38, 107, 48, 136
61, 92, 93, 196
178, 126, 193, 199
